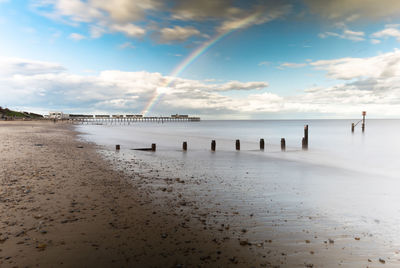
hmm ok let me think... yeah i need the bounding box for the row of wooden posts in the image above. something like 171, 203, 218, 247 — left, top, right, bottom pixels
115, 125, 309, 152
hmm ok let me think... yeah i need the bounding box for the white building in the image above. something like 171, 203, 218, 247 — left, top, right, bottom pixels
49, 112, 69, 119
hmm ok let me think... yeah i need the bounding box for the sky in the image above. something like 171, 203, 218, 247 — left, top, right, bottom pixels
1, 0, 400, 119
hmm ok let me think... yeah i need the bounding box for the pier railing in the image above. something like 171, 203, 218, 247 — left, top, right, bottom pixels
67, 116, 200, 125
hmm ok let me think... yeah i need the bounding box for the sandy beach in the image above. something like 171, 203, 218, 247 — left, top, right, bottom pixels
1, 121, 399, 268
0, 121, 276, 268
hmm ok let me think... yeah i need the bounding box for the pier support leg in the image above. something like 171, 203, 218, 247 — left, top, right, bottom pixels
351, 123, 355, 133
151, 143, 156, 152
236, 139, 240, 151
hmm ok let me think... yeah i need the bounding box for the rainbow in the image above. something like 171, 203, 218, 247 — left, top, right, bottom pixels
141, 11, 263, 116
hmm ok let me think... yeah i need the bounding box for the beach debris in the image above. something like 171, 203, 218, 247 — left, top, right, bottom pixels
36, 243, 47, 251
354, 237, 360, 241
305, 240, 310, 243
161, 233, 168, 239
328, 238, 334, 244
60, 218, 78, 224
379, 258, 386, 264
368, 259, 372, 262
77, 145, 84, 149
34, 144, 43, 147
15, 231, 25, 237
304, 263, 314, 267
229, 257, 238, 264
239, 239, 251, 246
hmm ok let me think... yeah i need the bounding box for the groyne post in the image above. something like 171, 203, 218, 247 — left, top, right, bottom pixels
301, 125, 309, 150
281, 138, 286, 151
260, 138, 265, 150
211, 140, 216, 151
116, 145, 120, 150
351, 123, 355, 133
183, 141, 187, 151
304, 125, 308, 147
236, 139, 240, 151
362, 111, 366, 132
151, 143, 156, 151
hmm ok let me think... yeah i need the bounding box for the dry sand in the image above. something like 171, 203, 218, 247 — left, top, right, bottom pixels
1, 121, 398, 268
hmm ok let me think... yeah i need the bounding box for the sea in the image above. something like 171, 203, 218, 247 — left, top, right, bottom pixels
77, 119, 400, 263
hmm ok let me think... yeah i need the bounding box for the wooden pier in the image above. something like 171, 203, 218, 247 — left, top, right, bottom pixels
66, 115, 200, 125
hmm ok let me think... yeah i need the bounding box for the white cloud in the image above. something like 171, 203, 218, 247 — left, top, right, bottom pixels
89, 25, 107, 38
370, 39, 381, 44
258, 61, 270, 66
216, 5, 291, 33
110, 23, 145, 38
371, 24, 400, 42
319, 29, 365, 42
0, 57, 66, 76
91, 0, 162, 22
304, 0, 400, 20
279, 62, 307, 69
33, 0, 148, 38
3, 51, 400, 118
32, 0, 291, 42
159, 26, 202, 43
311, 49, 400, 80
119, 42, 135, 49
69, 33, 86, 40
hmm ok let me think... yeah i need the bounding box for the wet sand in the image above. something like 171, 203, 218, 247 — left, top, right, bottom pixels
1, 121, 398, 267
0, 121, 276, 267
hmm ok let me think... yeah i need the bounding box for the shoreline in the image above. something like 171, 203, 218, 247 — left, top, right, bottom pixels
1, 121, 399, 267
0, 121, 270, 267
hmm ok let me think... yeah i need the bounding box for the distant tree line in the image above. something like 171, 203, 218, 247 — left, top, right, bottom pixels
0, 106, 43, 119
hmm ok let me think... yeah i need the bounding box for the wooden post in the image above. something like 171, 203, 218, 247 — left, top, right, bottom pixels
304, 125, 308, 147
236, 139, 240, 150
281, 138, 286, 151
211, 140, 216, 151
151, 143, 156, 151
183, 141, 187, 151
362, 111, 366, 132
302, 137, 307, 150
260, 138, 265, 150
116, 144, 120, 150
351, 123, 355, 133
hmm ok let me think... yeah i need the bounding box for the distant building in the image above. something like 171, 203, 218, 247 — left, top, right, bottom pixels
171, 114, 189, 118
69, 114, 93, 118
95, 115, 110, 118
49, 112, 69, 119
126, 114, 143, 118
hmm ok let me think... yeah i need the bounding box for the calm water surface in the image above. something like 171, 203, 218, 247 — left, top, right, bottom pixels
78, 119, 400, 260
